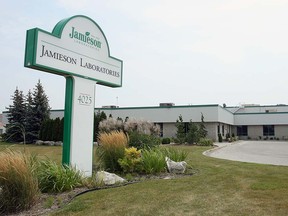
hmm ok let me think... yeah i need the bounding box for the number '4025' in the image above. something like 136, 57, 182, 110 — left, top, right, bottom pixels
78, 94, 92, 105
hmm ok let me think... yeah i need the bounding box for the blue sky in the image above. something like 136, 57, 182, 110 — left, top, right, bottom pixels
1, 0, 288, 112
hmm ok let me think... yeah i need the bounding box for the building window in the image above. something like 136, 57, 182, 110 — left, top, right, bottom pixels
157, 123, 163, 137
263, 125, 274, 136
217, 125, 220, 134
237, 126, 248, 136
222, 125, 224, 136
184, 122, 189, 134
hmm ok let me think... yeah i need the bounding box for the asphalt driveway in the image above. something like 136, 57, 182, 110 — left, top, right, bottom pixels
204, 141, 288, 166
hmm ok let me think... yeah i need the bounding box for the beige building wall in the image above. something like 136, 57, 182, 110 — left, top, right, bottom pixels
205, 123, 218, 141
247, 125, 262, 139
163, 123, 177, 138
275, 125, 288, 140
162, 122, 219, 141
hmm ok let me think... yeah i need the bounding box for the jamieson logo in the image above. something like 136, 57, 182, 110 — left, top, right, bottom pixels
69, 27, 102, 49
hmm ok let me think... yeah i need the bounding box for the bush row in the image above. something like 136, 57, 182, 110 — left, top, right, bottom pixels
97, 131, 188, 173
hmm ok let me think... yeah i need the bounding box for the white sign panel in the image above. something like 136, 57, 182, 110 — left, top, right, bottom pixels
70, 76, 95, 176
25, 16, 123, 87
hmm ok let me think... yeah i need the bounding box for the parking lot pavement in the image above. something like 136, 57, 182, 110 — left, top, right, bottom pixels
204, 141, 288, 166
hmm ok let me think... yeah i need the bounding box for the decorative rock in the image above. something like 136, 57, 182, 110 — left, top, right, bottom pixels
35, 140, 44, 145
165, 157, 187, 174
95, 171, 126, 185
43, 141, 55, 146
54, 141, 63, 146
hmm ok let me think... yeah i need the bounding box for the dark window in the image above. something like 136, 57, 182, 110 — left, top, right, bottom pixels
184, 122, 189, 134
237, 126, 248, 136
222, 125, 224, 136
263, 125, 274, 136
217, 125, 220, 134
156, 123, 163, 137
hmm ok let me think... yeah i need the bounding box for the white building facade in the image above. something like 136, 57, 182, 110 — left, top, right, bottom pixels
94, 104, 288, 141
2, 104, 288, 141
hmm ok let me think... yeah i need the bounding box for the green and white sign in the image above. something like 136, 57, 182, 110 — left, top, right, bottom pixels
24, 15, 123, 176
25, 15, 123, 87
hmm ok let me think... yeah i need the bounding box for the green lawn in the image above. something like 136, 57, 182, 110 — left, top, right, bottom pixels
1, 143, 288, 215
0, 142, 62, 163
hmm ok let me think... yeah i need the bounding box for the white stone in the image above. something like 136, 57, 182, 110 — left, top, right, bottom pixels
43, 141, 55, 146
95, 171, 126, 185
165, 157, 187, 174
35, 140, 44, 145
54, 141, 63, 146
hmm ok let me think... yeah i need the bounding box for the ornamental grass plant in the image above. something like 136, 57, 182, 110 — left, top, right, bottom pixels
97, 131, 128, 172
141, 148, 166, 174
198, 138, 214, 146
161, 147, 188, 162
0, 150, 39, 214
36, 160, 83, 193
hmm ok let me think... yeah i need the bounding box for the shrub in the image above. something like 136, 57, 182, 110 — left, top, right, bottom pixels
99, 118, 160, 136
175, 115, 186, 144
37, 160, 83, 193
186, 121, 200, 144
225, 133, 231, 142
98, 131, 128, 172
161, 148, 188, 161
161, 138, 171, 144
141, 148, 166, 174
124, 119, 160, 135
198, 138, 214, 146
118, 147, 142, 173
218, 133, 223, 142
99, 117, 124, 133
0, 150, 39, 214
128, 131, 161, 149
171, 137, 181, 144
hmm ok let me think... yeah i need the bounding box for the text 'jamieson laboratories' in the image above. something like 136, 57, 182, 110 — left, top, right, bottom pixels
39, 45, 120, 77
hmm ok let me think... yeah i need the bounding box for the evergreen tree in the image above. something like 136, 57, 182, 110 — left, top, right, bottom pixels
198, 113, 208, 138
45, 119, 55, 141
186, 120, 200, 144
25, 90, 36, 143
39, 119, 48, 141
30, 80, 50, 141
5, 88, 26, 142
59, 117, 64, 141
53, 117, 61, 141
94, 111, 107, 141
176, 115, 186, 144
39, 117, 64, 141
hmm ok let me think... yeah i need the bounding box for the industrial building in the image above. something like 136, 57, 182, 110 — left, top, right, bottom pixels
2, 103, 288, 141
49, 103, 288, 141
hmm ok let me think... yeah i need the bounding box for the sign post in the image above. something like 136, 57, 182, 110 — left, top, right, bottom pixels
24, 15, 123, 176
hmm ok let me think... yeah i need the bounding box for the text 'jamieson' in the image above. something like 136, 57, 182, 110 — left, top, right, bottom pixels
69, 27, 102, 49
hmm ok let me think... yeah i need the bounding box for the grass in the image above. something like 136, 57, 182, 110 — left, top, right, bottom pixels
141, 148, 166, 174
37, 160, 83, 193
97, 131, 128, 172
0, 142, 62, 163
0, 149, 39, 213
53, 146, 288, 216
1, 142, 288, 215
